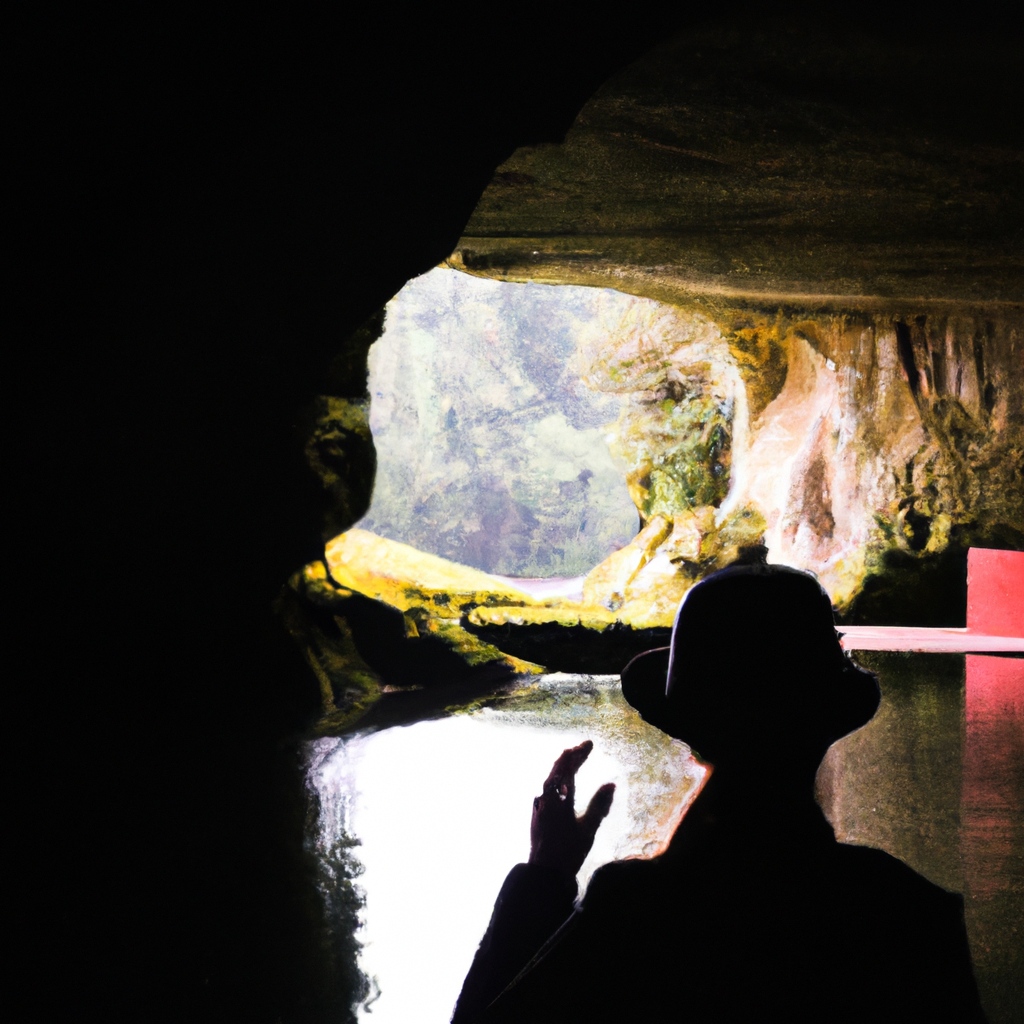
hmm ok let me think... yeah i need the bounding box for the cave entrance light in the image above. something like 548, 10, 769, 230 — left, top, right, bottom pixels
346, 265, 765, 626
304, 269, 755, 1021
355, 266, 640, 583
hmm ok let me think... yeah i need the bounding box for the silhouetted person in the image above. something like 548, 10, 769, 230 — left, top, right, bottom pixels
452, 549, 985, 1023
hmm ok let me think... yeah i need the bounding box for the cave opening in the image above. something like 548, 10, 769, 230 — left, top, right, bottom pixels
301, 267, 739, 1022
288, 258, 1024, 1021
354, 266, 640, 583
280, 26, 1024, 1019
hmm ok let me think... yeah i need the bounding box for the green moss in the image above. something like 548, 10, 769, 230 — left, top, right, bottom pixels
618, 389, 732, 519
406, 611, 541, 670
275, 582, 384, 735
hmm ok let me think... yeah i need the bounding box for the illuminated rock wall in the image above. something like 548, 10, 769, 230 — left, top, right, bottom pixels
301, 286, 1023, 656
583, 303, 1022, 615
728, 312, 1023, 608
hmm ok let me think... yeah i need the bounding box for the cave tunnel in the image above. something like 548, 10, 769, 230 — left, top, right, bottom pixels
282, 26, 1024, 1023
40, 12, 1024, 1024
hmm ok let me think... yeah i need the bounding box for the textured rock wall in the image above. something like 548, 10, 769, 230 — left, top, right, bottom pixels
728, 310, 1023, 608
452, 26, 1023, 307
442, 22, 1023, 618
578, 298, 1023, 614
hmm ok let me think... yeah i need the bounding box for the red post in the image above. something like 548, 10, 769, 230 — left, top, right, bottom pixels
967, 547, 1024, 637
961, 550, 1024, 1020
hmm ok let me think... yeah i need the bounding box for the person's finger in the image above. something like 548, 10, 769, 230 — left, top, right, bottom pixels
578, 782, 616, 847
548, 740, 593, 780
543, 740, 594, 798
566, 739, 594, 776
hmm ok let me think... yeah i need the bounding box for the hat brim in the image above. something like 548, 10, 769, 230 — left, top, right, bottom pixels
620, 646, 673, 732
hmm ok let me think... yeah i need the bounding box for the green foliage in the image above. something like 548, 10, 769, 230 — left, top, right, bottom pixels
359, 269, 638, 576
616, 389, 732, 518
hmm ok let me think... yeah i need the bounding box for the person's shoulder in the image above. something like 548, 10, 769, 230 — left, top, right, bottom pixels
830, 843, 974, 973
817, 844, 985, 1021
578, 855, 665, 916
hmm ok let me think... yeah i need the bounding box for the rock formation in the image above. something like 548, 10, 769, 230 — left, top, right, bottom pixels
284, 23, 1023, 733
450, 24, 1024, 619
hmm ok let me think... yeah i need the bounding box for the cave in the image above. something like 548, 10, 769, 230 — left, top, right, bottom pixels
277, 24, 1024, 1024
43, 14, 1022, 1024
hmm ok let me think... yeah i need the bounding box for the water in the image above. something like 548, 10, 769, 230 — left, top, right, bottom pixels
308, 654, 1022, 1023
306, 675, 703, 1023
819, 651, 1023, 1024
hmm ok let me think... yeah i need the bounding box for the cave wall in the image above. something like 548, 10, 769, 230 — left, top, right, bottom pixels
291, 21, 1024, 700
440, 22, 1024, 617
723, 309, 1022, 608
452, 25, 1023, 307
562, 296, 1023, 615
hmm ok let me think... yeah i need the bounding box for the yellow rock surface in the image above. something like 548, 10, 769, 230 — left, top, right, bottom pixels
322, 516, 770, 636
324, 528, 540, 615
467, 604, 618, 631
577, 504, 768, 627
582, 516, 672, 609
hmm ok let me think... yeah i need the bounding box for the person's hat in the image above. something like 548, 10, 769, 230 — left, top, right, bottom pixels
620, 546, 879, 755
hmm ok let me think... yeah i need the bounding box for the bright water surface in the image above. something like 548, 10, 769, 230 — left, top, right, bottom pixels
308, 653, 1022, 1024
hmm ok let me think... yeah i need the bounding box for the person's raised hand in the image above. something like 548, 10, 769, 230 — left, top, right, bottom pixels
528, 740, 615, 876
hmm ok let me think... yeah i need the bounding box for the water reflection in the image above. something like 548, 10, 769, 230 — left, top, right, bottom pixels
306, 675, 703, 1023
821, 650, 1023, 1024
307, 652, 1021, 1023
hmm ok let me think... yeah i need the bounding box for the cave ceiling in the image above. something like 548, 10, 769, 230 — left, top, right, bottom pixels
286, 24, 1023, 735
452, 25, 1024, 310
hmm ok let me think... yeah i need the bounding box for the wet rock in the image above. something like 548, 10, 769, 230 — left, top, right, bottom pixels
278, 555, 542, 735
461, 618, 671, 675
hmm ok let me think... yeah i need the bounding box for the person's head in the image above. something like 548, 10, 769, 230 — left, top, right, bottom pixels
622, 549, 878, 775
